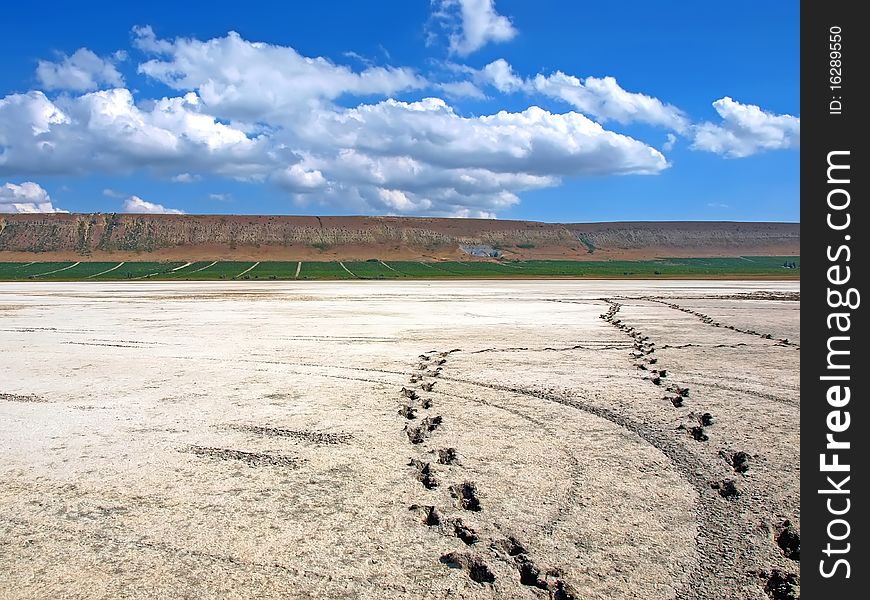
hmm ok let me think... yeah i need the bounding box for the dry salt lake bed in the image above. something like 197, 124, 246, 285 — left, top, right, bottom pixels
0, 280, 800, 599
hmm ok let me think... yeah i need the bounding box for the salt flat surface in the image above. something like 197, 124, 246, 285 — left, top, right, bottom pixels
0, 280, 800, 599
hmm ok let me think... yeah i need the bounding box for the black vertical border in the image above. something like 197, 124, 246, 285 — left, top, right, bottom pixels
801, 1, 867, 597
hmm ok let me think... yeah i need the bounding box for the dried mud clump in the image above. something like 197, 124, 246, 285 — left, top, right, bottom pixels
224, 424, 351, 444
439, 552, 495, 584
0, 393, 47, 403
450, 481, 482, 511
181, 445, 299, 468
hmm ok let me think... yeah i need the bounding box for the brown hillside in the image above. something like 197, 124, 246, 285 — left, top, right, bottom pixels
0, 214, 799, 261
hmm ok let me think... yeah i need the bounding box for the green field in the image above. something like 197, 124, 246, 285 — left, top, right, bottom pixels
0, 256, 800, 281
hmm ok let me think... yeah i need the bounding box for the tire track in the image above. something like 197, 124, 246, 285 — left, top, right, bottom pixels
87, 262, 125, 278
32, 262, 80, 277
643, 298, 800, 349
338, 261, 357, 278
0, 514, 411, 593
234, 262, 259, 279
401, 349, 579, 597
182, 260, 218, 275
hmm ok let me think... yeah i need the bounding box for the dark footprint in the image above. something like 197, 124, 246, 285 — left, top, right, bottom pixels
405, 416, 442, 444
516, 555, 548, 590
666, 395, 684, 408
670, 386, 690, 397
421, 398, 433, 409
439, 552, 495, 584
401, 387, 420, 400
421, 382, 436, 392
450, 518, 479, 545
409, 459, 438, 489
776, 520, 800, 560
690, 426, 708, 442
436, 447, 461, 465
405, 425, 425, 444
764, 570, 799, 600
491, 536, 526, 557
550, 580, 579, 600
723, 450, 750, 474
710, 479, 739, 499
398, 404, 416, 419
409, 504, 441, 526
699, 412, 714, 426
450, 482, 482, 511
422, 415, 443, 432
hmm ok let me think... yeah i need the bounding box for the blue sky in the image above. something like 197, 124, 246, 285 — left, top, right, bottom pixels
0, 0, 799, 222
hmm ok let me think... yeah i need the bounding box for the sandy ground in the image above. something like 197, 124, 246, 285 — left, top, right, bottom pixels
0, 281, 800, 599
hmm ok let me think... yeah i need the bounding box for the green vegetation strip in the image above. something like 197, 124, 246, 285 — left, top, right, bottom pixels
0, 256, 799, 281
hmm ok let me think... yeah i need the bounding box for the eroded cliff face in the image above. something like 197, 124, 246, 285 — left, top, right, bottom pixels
0, 213, 800, 260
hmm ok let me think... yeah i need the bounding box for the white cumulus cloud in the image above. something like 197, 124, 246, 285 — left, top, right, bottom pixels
2, 29, 698, 218
531, 72, 689, 132
0, 181, 64, 213
478, 58, 523, 92
171, 172, 200, 183
0, 89, 280, 178
691, 97, 800, 158
36, 48, 124, 92
298, 98, 667, 177
123, 195, 184, 214
133, 27, 427, 121
433, 0, 518, 56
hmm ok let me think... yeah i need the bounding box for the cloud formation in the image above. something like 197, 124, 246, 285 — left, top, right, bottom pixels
36, 48, 124, 92
0, 89, 277, 177
133, 27, 426, 121
0, 181, 63, 213
0, 28, 798, 217
470, 60, 689, 131
123, 195, 184, 214
433, 0, 518, 56
691, 97, 800, 157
